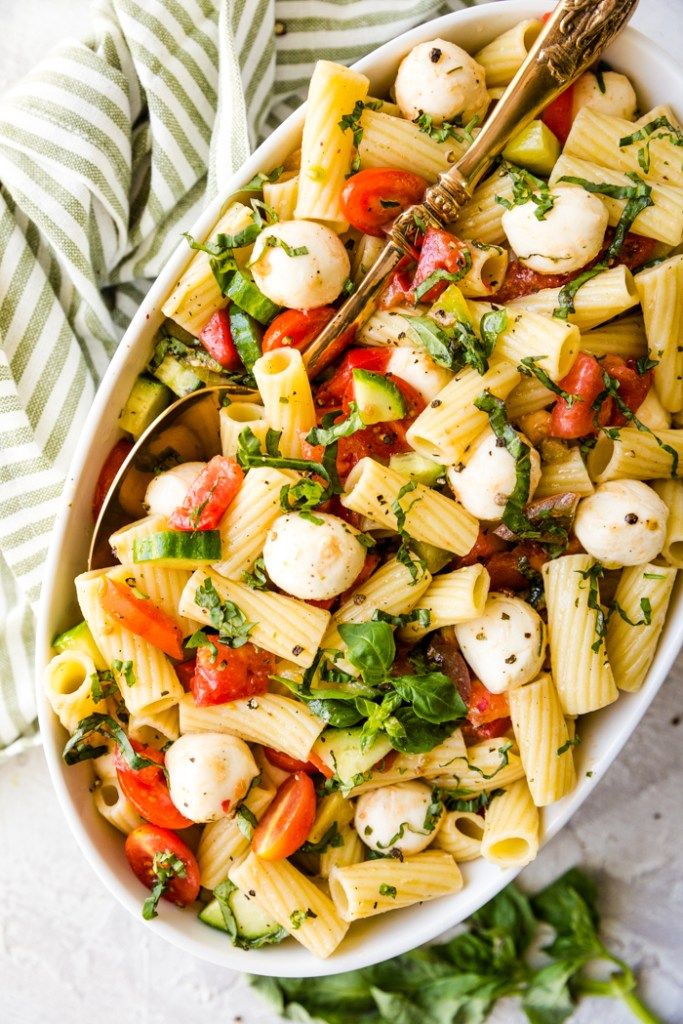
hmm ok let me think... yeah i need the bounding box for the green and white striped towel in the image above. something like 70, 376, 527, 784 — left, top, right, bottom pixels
0, 0, 486, 758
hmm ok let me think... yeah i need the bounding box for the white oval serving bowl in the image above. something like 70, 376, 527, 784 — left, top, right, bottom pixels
37, 0, 683, 978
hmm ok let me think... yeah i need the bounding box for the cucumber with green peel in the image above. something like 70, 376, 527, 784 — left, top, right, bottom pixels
502, 120, 560, 177
311, 726, 393, 790
229, 307, 262, 372
53, 621, 107, 671
199, 880, 287, 948
226, 269, 280, 324
152, 354, 203, 397
118, 375, 173, 440
352, 368, 407, 425
132, 530, 222, 568
389, 451, 445, 486
411, 539, 453, 574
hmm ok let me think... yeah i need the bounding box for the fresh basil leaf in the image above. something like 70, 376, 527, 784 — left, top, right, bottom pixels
553, 264, 607, 320
384, 706, 453, 753
338, 620, 396, 686
390, 672, 467, 724
194, 577, 255, 648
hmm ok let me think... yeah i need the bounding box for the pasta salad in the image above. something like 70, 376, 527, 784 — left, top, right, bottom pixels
45, 17, 683, 959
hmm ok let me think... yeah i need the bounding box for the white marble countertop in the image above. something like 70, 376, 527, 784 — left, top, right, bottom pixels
1, 2, 683, 1022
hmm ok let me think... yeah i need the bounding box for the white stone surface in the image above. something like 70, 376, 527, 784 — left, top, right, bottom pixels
1, 1, 683, 1022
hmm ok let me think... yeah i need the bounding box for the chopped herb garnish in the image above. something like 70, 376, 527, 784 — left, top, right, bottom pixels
194, 578, 255, 648
413, 248, 472, 302
619, 115, 683, 175
609, 596, 652, 627
242, 556, 268, 590
242, 166, 285, 192
63, 712, 163, 770
112, 658, 136, 688
379, 883, 397, 898
90, 669, 116, 704
478, 307, 509, 353
185, 630, 219, 659
306, 402, 365, 447
289, 908, 316, 930
553, 264, 607, 320
300, 822, 344, 855
237, 425, 341, 497
495, 163, 556, 220
235, 804, 258, 840
265, 235, 308, 258
371, 608, 431, 629
557, 736, 582, 756
405, 311, 492, 376
391, 480, 427, 583
338, 99, 383, 173
142, 850, 187, 921
576, 562, 607, 653
279, 478, 326, 524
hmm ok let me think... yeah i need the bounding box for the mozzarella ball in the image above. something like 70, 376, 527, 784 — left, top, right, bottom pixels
144, 461, 206, 517
502, 185, 609, 275
355, 781, 443, 855
263, 512, 366, 600
455, 593, 546, 694
572, 71, 637, 122
249, 221, 350, 309
447, 427, 541, 521
165, 732, 259, 823
573, 480, 668, 567
394, 39, 489, 126
387, 346, 453, 402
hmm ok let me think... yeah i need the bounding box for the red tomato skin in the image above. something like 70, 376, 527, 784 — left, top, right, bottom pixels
412, 228, 471, 304
549, 351, 613, 439
115, 741, 192, 829
199, 308, 240, 369
252, 771, 317, 860
485, 543, 549, 591
100, 577, 185, 660
263, 747, 323, 776
337, 420, 411, 478
461, 717, 512, 744
315, 348, 391, 408
168, 455, 244, 531
125, 825, 200, 908
542, 85, 574, 145
458, 528, 507, 567
602, 354, 653, 426
174, 657, 197, 691
466, 679, 510, 728
340, 168, 428, 236
262, 306, 336, 353
92, 439, 133, 520
191, 639, 275, 707
378, 266, 415, 310
494, 261, 577, 304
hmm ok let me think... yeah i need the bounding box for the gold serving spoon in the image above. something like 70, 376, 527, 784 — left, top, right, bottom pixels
89, 0, 638, 569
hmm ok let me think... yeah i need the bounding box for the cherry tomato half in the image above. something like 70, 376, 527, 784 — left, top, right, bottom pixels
542, 84, 575, 145
485, 543, 549, 591
252, 771, 317, 860
337, 420, 411, 478
263, 746, 333, 778
262, 306, 336, 353
125, 824, 200, 909
466, 679, 510, 729
191, 639, 275, 707
315, 347, 391, 408
199, 308, 240, 369
100, 577, 185, 660
115, 741, 192, 829
92, 439, 133, 520
549, 351, 613, 439
340, 168, 428, 236
412, 227, 471, 304
168, 455, 243, 531
602, 354, 652, 426
458, 527, 507, 568
174, 657, 197, 691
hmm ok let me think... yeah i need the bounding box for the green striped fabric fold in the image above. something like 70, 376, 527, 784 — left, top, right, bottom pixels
0, 0, 480, 756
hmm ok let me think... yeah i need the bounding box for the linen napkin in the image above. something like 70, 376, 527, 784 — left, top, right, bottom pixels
0, 0, 484, 758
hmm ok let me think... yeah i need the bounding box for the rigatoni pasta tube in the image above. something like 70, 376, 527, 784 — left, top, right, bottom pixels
543, 555, 618, 715
358, 108, 469, 183
429, 740, 525, 794
320, 826, 364, 879
328, 851, 463, 921
508, 673, 577, 806
307, 792, 355, 845
506, 375, 554, 420
75, 569, 184, 716
653, 480, 683, 567
636, 255, 683, 412
93, 778, 145, 835
230, 852, 348, 958
197, 785, 275, 888
406, 359, 520, 465
43, 650, 99, 734
473, 19, 542, 87
564, 107, 683, 191
161, 202, 254, 335
294, 61, 369, 229
507, 265, 639, 331
398, 565, 490, 641
347, 752, 426, 796
433, 810, 485, 862
468, 302, 580, 381
358, 308, 421, 348
587, 428, 683, 482
214, 466, 294, 579
179, 569, 330, 667
263, 172, 298, 222
606, 563, 677, 692
480, 780, 540, 866
220, 402, 270, 458
581, 313, 647, 359
177, 691, 324, 761
253, 347, 316, 458
451, 167, 514, 244
421, 727, 467, 777
550, 155, 683, 246
127, 705, 179, 748
459, 243, 508, 298
341, 457, 478, 555
534, 447, 594, 500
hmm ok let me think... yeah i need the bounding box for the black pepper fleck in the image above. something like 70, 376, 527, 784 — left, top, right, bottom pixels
625, 513, 638, 524
430, 47, 442, 62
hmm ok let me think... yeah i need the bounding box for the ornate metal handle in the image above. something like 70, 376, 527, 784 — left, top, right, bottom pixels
304, 0, 639, 373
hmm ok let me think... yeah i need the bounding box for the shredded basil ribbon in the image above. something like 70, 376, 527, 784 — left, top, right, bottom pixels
557, 173, 654, 261
63, 712, 161, 770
